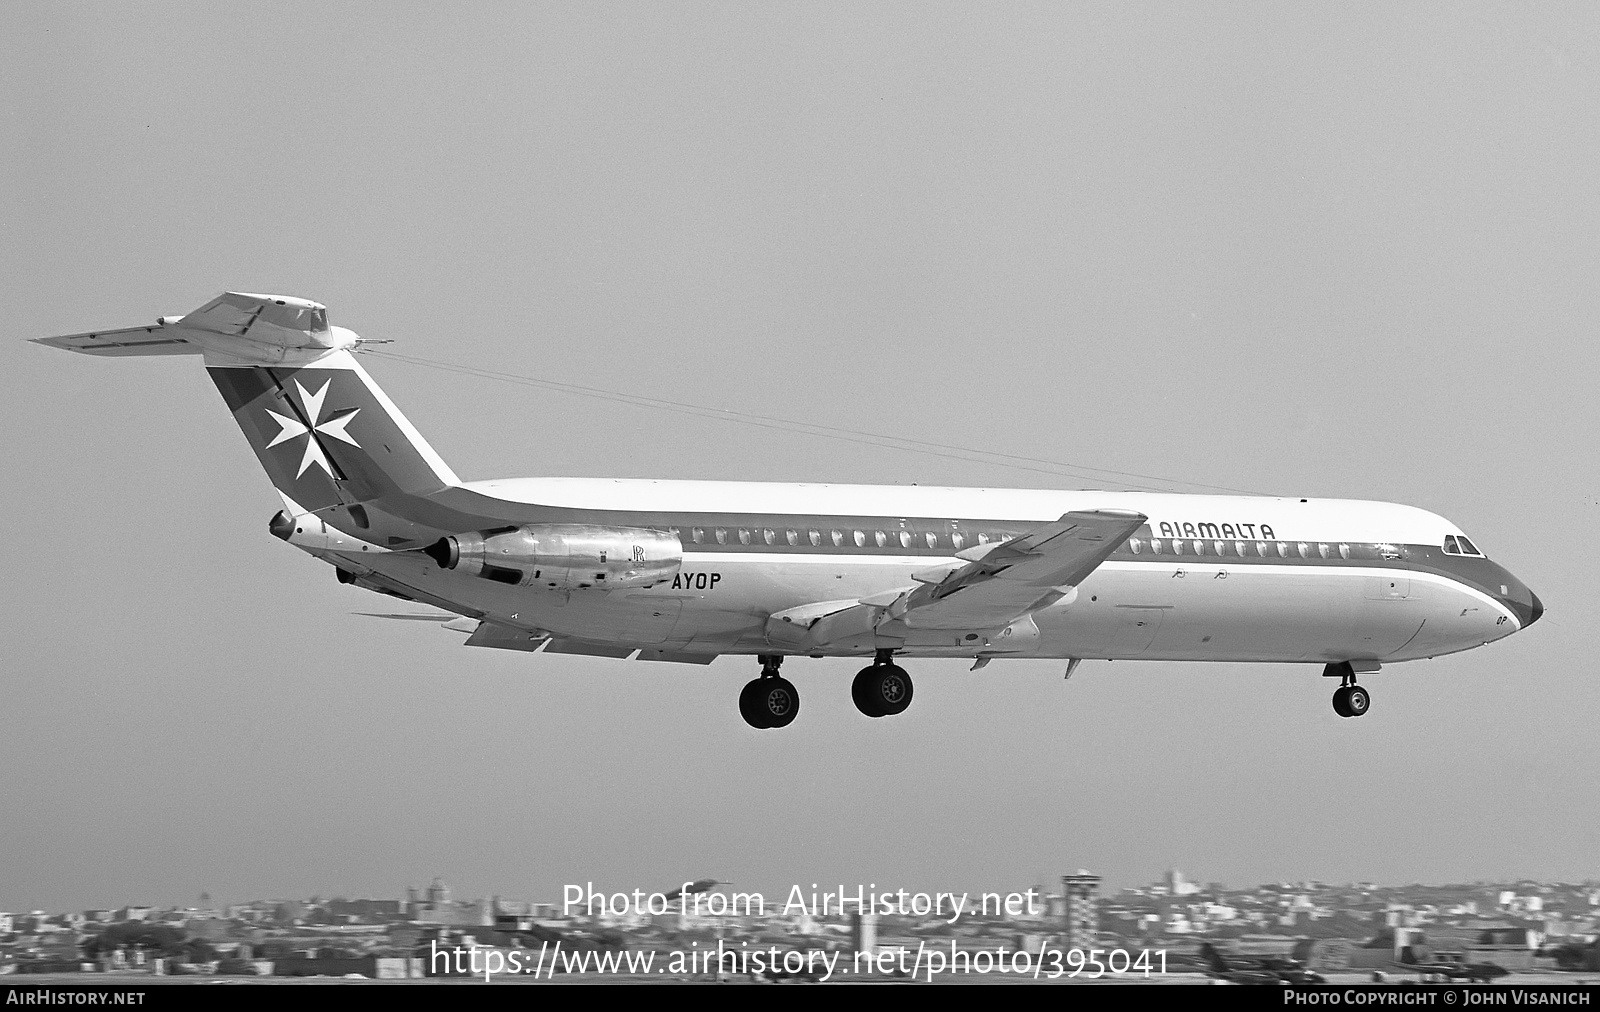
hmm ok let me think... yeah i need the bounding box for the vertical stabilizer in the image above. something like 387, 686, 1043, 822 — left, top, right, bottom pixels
35, 292, 461, 544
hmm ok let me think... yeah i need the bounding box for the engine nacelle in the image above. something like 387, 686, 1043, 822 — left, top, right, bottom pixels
424, 524, 682, 590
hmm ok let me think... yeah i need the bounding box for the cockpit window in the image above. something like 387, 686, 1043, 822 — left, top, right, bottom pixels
1443, 535, 1486, 558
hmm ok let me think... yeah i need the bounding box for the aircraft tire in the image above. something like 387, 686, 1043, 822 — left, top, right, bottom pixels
739, 678, 773, 728
1344, 684, 1371, 717
852, 667, 886, 717
762, 678, 800, 728
1331, 686, 1352, 717
854, 664, 913, 717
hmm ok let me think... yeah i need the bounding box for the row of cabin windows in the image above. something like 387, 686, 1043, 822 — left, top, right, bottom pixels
681, 526, 1010, 550
668, 526, 1432, 563
1126, 538, 1401, 561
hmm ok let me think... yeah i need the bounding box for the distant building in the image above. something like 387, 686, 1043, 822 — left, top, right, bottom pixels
412, 879, 491, 926
1061, 871, 1101, 949
1166, 869, 1201, 897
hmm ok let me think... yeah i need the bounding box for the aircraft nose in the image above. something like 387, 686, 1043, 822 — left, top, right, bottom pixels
1527, 591, 1543, 627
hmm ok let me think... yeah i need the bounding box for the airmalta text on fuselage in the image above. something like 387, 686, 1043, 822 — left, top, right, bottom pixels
1156, 521, 1277, 541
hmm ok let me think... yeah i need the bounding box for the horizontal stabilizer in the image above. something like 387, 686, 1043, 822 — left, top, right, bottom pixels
32, 324, 197, 357
33, 292, 358, 367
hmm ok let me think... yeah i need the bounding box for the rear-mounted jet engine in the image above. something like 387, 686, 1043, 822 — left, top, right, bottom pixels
424, 524, 682, 591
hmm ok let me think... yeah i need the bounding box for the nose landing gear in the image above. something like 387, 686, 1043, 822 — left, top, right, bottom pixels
739, 654, 799, 729
1325, 661, 1372, 718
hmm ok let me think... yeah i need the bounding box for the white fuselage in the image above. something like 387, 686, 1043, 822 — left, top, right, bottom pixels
305, 477, 1528, 666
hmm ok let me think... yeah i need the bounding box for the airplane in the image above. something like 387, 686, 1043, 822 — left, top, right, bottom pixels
1198, 943, 1326, 984
1392, 946, 1512, 984
32, 292, 1545, 729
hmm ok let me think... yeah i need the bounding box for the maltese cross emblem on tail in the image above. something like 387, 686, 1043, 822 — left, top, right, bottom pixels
264, 378, 361, 477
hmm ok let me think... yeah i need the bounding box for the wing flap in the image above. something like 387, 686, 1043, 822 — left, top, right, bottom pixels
464, 622, 549, 652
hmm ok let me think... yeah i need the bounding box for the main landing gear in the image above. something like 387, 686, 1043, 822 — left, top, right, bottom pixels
739, 655, 800, 729
736, 651, 919, 727
1325, 662, 1372, 718
853, 650, 914, 718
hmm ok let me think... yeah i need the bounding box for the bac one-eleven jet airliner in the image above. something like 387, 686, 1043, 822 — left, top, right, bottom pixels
35, 293, 1543, 728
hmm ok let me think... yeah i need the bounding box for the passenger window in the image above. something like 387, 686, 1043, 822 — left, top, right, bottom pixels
978, 533, 990, 545
951, 532, 965, 550
1297, 542, 1309, 558
1277, 542, 1289, 558
1338, 543, 1350, 560
763, 529, 775, 545
1234, 541, 1246, 556
715, 528, 727, 545
874, 531, 888, 548
1256, 541, 1268, 557
808, 530, 821, 547
1150, 538, 1162, 554
1318, 543, 1330, 559
831, 530, 843, 547
1214, 540, 1227, 556
785, 530, 798, 546
739, 529, 752, 545
1193, 540, 1206, 556
1129, 538, 1142, 554
899, 531, 913, 549
925, 532, 937, 549
691, 527, 704, 544
853, 531, 865, 548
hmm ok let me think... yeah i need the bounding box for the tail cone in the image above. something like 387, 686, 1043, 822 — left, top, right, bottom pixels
268, 510, 295, 542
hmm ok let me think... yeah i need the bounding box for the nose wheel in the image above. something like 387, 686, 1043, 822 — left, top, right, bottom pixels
740, 655, 799, 729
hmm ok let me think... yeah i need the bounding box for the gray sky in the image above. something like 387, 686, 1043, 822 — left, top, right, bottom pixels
3, 3, 1596, 913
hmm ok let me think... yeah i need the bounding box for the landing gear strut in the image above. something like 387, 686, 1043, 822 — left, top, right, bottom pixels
1325, 662, 1372, 718
739, 655, 799, 729
852, 649, 914, 718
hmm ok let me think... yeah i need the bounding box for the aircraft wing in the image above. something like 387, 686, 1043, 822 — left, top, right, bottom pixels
897, 509, 1147, 629
768, 510, 1146, 647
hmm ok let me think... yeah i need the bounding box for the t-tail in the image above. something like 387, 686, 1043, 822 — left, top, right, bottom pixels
32, 292, 461, 548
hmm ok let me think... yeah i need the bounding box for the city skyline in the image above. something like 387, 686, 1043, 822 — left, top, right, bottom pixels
9, 868, 1598, 920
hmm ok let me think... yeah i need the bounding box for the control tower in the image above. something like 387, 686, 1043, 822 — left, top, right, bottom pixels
1061, 870, 1101, 950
